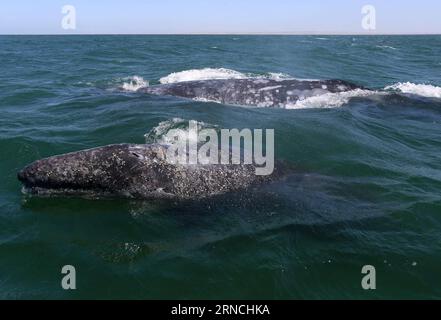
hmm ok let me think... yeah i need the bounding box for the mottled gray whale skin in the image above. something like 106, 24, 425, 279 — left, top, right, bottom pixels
138, 78, 364, 107
18, 144, 281, 200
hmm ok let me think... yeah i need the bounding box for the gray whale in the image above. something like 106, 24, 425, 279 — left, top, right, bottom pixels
18, 144, 283, 200
138, 78, 364, 107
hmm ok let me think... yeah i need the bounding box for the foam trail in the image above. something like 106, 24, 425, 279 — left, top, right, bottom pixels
385, 82, 441, 98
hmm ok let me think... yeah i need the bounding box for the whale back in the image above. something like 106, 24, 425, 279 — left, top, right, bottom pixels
141, 78, 363, 107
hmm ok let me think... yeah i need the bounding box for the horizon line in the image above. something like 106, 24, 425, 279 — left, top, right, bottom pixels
1, 32, 441, 36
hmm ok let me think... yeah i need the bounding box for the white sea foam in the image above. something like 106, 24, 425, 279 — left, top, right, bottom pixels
385, 82, 441, 98
144, 118, 186, 144
120, 76, 149, 91
144, 118, 217, 146
267, 72, 294, 80
192, 97, 222, 103
159, 68, 296, 84
159, 68, 248, 84
286, 89, 379, 109
286, 82, 441, 109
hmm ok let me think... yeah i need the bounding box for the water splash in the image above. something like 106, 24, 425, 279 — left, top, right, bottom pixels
120, 76, 149, 91
385, 82, 441, 98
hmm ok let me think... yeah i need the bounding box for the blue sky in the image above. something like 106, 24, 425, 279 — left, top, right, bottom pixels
0, 0, 440, 34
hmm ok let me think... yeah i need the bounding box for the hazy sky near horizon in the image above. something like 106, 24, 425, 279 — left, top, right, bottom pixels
0, 0, 440, 34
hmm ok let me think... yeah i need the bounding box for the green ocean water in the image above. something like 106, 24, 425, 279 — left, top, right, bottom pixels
1, 35, 441, 299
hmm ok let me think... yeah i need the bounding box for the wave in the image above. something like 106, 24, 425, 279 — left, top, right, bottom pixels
120, 76, 149, 91
159, 68, 295, 84
286, 89, 381, 109
144, 118, 217, 145
385, 82, 441, 98
145, 118, 186, 144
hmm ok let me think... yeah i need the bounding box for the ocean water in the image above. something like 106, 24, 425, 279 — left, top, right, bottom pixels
1, 35, 441, 299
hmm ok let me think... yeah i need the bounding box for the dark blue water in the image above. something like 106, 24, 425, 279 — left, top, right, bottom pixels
1, 35, 441, 299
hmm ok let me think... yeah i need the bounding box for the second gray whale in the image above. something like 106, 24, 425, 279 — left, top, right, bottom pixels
138, 78, 364, 107
17, 144, 285, 200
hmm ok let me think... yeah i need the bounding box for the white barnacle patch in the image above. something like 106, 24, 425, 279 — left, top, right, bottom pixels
258, 85, 282, 92
253, 79, 270, 84
257, 101, 274, 108
310, 88, 329, 96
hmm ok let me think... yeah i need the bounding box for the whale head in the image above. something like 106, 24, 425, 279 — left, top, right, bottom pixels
17, 144, 174, 199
